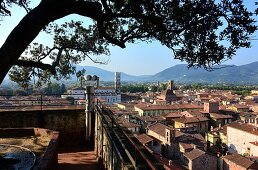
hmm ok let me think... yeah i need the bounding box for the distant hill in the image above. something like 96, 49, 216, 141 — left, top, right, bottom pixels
75, 65, 148, 81
75, 62, 258, 84
3, 62, 258, 85
149, 61, 258, 84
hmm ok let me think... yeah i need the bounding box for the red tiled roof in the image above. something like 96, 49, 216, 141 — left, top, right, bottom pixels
230, 104, 250, 109
122, 121, 141, 128
164, 112, 182, 118
184, 148, 205, 160
181, 110, 204, 117
227, 122, 258, 136
148, 123, 172, 137
179, 142, 194, 150
135, 104, 203, 111
136, 115, 159, 122
136, 134, 153, 144
173, 116, 209, 124
209, 113, 232, 119
223, 153, 254, 168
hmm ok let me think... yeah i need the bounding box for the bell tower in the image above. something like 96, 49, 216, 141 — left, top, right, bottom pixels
167, 80, 174, 90
115, 72, 121, 93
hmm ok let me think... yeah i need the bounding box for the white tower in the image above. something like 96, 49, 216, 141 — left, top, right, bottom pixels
115, 72, 121, 93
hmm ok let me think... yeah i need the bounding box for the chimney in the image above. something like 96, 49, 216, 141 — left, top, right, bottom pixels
168, 160, 172, 166
255, 117, 258, 127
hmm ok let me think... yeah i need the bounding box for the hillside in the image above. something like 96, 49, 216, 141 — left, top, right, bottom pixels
3, 62, 258, 85
150, 62, 258, 83
75, 65, 147, 81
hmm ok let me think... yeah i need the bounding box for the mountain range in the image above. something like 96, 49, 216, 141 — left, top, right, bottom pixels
75, 61, 258, 84
2, 62, 258, 85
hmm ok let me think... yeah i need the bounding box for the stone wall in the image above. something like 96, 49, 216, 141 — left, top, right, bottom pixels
0, 128, 59, 170
0, 109, 86, 146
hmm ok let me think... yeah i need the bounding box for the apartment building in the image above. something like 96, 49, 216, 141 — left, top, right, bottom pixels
227, 120, 258, 156
134, 103, 202, 116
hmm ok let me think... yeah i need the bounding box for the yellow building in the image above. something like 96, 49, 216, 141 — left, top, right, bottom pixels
251, 90, 258, 95
174, 117, 209, 133
206, 126, 227, 147
134, 103, 203, 116
227, 104, 250, 112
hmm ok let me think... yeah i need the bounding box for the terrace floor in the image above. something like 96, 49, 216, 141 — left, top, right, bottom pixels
58, 146, 98, 170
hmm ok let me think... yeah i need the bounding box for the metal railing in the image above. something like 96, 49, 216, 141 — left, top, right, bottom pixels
95, 100, 165, 170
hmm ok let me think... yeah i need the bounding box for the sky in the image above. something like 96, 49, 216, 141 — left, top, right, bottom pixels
0, 1, 258, 76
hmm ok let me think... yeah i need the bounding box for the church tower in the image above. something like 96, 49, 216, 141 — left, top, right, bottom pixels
115, 72, 121, 93
167, 80, 174, 90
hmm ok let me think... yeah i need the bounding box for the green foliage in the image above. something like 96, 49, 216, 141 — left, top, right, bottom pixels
9, 21, 110, 86
184, 83, 254, 96
0, 0, 257, 85
76, 69, 86, 78
9, 64, 32, 89
150, 85, 158, 92
234, 90, 250, 96
43, 82, 66, 95
121, 84, 148, 93
0, 0, 30, 17
160, 83, 167, 91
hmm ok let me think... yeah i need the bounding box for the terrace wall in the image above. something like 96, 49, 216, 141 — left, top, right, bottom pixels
0, 109, 86, 146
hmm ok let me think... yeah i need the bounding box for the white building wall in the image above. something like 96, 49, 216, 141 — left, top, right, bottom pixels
227, 126, 258, 155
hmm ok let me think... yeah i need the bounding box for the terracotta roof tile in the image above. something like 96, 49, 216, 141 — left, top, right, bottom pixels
173, 116, 209, 123
164, 112, 182, 118
148, 123, 172, 137
136, 116, 159, 122
179, 142, 194, 150
136, 134, 153, 144
135, 104, 203, 111
209, 113, 233, 119
122, 121, 141, 128
227, 122, 258, 136
184, 148, 205, 160
223, 153, 254, 168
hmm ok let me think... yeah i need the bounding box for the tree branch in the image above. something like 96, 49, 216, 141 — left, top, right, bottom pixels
39, 46, 59, 60
101, 0, 112, 14
97, 20, 126, 48
15, 60, 56, 75
52, 47, 64, 67
0, 0, 103, 84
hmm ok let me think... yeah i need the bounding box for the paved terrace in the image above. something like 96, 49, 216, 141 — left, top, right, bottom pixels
58, 146, 98, 170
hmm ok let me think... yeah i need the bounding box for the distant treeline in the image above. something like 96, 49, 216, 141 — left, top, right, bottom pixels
183, 83, 257, 96
0, 82, 67, 96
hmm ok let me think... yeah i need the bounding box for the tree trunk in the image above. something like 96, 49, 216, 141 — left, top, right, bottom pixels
0, 0, 101, 84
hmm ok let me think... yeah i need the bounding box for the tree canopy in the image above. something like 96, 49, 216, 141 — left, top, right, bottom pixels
0, 0, 257, 87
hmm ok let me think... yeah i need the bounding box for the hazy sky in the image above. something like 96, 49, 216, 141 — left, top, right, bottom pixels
0, 1, 258, 76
